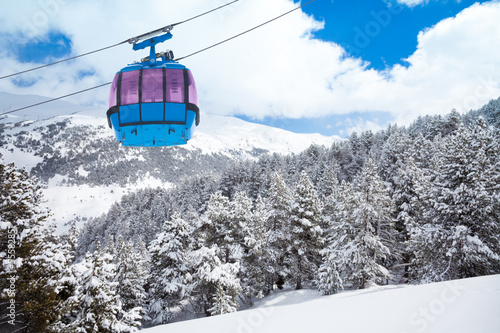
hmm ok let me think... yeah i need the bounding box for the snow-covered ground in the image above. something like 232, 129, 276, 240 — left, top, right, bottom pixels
43, 175, 173, 234
143, 274, 500, 333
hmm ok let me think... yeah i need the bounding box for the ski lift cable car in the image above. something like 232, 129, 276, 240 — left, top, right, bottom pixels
106, 27, 199, 147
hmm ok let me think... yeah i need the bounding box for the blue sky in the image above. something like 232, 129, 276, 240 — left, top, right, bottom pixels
238, 0, 493, 136
14, 31, 72, 63
0, 0, 499, 137
303, 0, 487, 71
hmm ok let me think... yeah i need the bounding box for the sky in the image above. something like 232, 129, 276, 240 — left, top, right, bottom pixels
0, 0, 499, 137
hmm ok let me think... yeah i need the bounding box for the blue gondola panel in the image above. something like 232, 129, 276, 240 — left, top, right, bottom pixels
106, 60, 200, 147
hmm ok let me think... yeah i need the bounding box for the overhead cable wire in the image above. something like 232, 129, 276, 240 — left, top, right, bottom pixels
0, 0, 240, 81
124, 0, 240, 44
176, 0, 316, 61
0, 82, 112, 117
170, 0, 239, 27
0, 43, 126, 81
0, 0, 316, 117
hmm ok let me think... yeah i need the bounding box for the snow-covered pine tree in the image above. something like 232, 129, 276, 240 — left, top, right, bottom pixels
326, 180, 356, 282
17, 222, 80, 333
265, 172, 293, 289
230, 191, 254, 248
106, 234, 116, 257
0, 161, 49, 227
47, 223, 86, 332
330, 160, 393, 289
197, 191, 267, 304
238, 195, 269, 301
203, 192, 233, 263
320, 162, 340, 232
404, 154, 441, 283
477, 96, 500, 128
317, 167, 343, 295
408, 133, 436, 171
113, 236, 146, 315
391, 158, 429, 282
136, 236, 149, 266
207, 283, 239, 316
66, 242, 141, 332
442, 109, 463, 136
377, 128, 413, 185
317, 161, 340, 200
63, 220, 80, 256
187, 245, 241, 316
297, 144, 327, 185
147, 212, 191, 325
352, 158, 393, 288
229, 191, 255, 301
287, 171, 324, 289
317, 254, 343, 295
409, 119, 500, 282
174, 175, 219, 214
0, 160, 75, 332
346, 131, 368, 180
254, 196, 270, 295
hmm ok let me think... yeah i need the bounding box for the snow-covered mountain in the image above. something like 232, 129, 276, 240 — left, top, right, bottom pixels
0, 91, 97, 122
0, 92, 341, 231
0, 91, 340, 160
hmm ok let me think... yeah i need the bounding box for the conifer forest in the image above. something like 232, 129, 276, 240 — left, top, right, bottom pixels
1, 98, 499, 332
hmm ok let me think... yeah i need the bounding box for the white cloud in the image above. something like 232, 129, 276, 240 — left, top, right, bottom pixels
0, 0, 499, 130
388, 1, 500, 123
394, 0, 467, 8
395, 0, 429, 7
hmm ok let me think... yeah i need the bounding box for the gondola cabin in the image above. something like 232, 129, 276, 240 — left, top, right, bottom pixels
106, 31, 200, 147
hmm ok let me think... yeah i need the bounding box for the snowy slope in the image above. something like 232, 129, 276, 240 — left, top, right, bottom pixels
0, 91, 97, 122
190, 114, 338, 157
0, 92, 341, 163
143, 274, 500, 333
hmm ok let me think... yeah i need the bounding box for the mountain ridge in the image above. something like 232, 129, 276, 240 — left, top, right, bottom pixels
0, 92, 340, 232
1, 91, 341, 163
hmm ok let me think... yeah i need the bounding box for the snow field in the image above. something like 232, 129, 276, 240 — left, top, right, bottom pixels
189, 114, 341, 157
43, 174, 173, 234
143, 274, 500, 333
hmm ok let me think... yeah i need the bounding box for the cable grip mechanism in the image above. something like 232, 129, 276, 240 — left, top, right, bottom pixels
141, 50, 175, 63
132, 31, 173, 65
